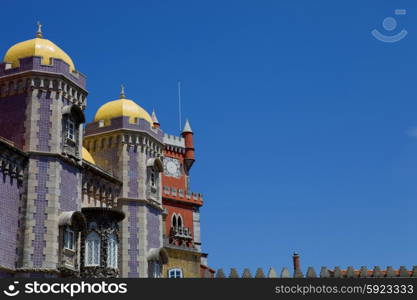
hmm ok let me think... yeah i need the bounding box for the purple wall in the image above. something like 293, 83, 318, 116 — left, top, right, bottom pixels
0, 174, 20, 269
0, 271, 13, 278
147, 207, 161, 250
14, 272, 58, 278
0, 94, 27, 149
36, 91, 52, 152
59, 162, 80, 212
128, 147, 138, 198
128, 202, 139, 277
32, 157, 50, 267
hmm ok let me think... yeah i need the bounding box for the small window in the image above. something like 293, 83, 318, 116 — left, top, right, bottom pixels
85, 232, 101, 266
168, 268, 183, 278
150, 168, 156, 187
149, 261, 162, 278
63, 228, 75, 250
107, 233, 118, 269
66, 118, 75, 141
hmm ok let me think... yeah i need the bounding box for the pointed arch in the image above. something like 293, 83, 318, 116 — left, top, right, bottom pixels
171, 213, 177, 229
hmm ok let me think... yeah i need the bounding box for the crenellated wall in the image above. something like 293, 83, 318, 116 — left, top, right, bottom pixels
214, 266, 417, 278
0, 56, 87, 89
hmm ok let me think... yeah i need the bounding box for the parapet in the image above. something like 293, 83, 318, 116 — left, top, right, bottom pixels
164, 133, 185, 151
0, 56, 86, 89
214, 266, 417, 278
85, 116, 164, 143
162, 186, 203, 206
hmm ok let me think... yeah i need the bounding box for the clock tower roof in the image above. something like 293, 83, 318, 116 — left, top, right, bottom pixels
182, 119, 193, 134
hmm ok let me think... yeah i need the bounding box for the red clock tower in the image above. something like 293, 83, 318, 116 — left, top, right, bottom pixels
155, 115, 213, 278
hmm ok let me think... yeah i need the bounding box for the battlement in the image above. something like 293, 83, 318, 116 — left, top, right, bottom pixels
85, 116, 164, 143
213, 266, 417, 278
0, 56, 86, 89
162, 186, 203, 206
163, 133, 185, 152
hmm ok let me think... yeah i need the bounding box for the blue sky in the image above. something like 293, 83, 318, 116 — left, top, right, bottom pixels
2, 0, 417, 273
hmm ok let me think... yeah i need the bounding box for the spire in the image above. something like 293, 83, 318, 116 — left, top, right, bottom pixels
120, 84, 125, 98
36, 21, 43, 38
182, 119, 193, 133
151, 109, 159, 124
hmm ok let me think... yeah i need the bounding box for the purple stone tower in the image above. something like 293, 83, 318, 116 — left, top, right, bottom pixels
84, 89, 166, 277
0, 27, 88, 277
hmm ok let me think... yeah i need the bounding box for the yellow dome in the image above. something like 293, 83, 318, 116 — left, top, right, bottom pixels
82, 147, 96, 165
3, 37, 75, 71
94, 98, 153, 126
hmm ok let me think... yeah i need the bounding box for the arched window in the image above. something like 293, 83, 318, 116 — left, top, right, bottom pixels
178, 215, 183, 228
172, 214, 177, 229
85, 232, 100, 266
107, 233, 118, 269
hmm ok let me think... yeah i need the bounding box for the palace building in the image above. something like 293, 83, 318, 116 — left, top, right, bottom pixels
0, 25, 213, 278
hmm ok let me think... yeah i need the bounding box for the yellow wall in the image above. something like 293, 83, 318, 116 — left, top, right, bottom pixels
163, 248, 201, 278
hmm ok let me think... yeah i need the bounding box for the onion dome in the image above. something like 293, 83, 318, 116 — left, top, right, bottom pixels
3, 22, 76, 71
94, 85, 153, 126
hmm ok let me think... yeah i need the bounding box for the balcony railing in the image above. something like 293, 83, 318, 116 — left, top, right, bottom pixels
170, 226, 192, 239
162, 187, 203, 204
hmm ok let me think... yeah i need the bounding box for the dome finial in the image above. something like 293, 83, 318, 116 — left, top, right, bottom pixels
36, 21, 43, 38
120, 84, 125, 98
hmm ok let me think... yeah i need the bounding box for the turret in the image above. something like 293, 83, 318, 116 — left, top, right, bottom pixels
181, 119, 195, 172
152, 109, 160, 128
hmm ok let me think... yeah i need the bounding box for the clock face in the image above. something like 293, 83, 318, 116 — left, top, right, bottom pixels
164, 157, 181, 178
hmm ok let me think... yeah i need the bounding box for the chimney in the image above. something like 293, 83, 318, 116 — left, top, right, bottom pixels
293, 252, 301, 273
